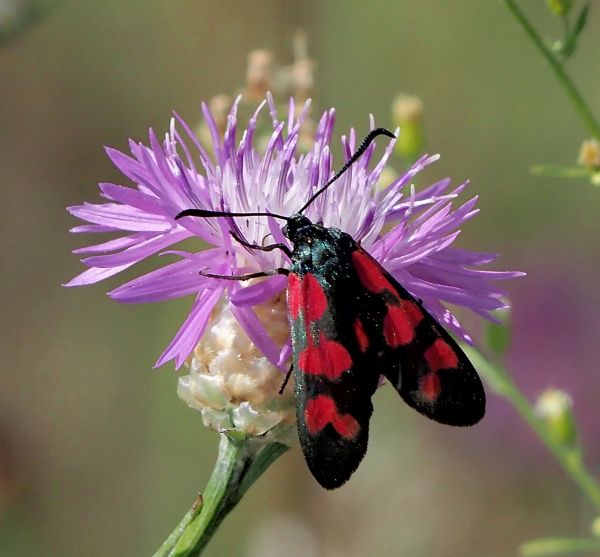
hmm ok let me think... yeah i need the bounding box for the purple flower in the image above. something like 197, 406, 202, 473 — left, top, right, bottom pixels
66, 94, 522, 369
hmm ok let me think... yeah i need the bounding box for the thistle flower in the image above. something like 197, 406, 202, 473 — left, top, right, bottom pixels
66, 93, 520, 380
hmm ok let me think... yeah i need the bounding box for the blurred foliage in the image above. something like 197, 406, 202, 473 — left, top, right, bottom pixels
547, 0, 590, 61
0, 0, 62, 43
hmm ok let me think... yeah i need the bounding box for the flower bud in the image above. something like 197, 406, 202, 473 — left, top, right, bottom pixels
578, 138, 600, 170
535, 389, 578, 450
245, 49, 275, 102
547, 0, 573, 17
178, 295, 296, 445
392, 94, 425, 162
290, 32, 315, 102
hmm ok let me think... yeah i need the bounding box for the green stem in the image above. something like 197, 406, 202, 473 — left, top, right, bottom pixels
520, 537, 600, 556
503, 0, 600, 138
153, 435, 288, 557
465, 347, 600, 512
152, 496, 204, 557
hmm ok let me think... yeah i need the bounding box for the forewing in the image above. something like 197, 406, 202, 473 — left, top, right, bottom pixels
349, 247, 485, 426
288, 267, 379, 490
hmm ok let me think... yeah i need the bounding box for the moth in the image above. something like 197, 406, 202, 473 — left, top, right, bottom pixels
177, 128, 485, 489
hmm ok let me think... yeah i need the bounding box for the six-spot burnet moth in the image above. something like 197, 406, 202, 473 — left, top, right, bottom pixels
176, 128, 485, 490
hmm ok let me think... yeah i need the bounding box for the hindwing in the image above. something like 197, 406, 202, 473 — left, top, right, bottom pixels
347, 245, 485, 426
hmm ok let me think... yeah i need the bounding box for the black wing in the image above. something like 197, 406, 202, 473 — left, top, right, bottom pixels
287, 226, 484, 489
288, 236, 380, 489
348, 245, 485, 426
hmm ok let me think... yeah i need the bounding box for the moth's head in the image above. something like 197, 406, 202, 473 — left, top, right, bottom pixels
282, 214, 312, 241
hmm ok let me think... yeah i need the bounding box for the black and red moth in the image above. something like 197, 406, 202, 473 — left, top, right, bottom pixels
177, 128, 485, 490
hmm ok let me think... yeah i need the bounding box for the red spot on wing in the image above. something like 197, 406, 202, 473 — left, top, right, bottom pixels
354, 318, 369, 353
288, 272, 328, 322
383, 301, 423, 348
418, 340, 458, 404
351, 250, 395, 294
333, 413, 361, 439
303, 273, 328, 322
305, 395, 360, 439
420, 373, 441, 402
288, 272, 301, 318
424, 339, 459, 373
305, 395, 335, 434
299, 333, 352, 380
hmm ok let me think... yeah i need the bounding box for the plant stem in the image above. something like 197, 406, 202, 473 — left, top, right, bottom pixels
153, 435, 288, 557
153, 496, 205, 557
520, 536, 600, 556
465, 347, 600, 512
503, 0, 600, 139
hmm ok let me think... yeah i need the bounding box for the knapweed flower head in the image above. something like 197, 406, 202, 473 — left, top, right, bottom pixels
66, 94, 521, 435
178, 294, 296, 442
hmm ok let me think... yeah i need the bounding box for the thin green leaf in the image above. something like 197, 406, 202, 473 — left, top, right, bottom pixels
572, 2, 591, 40
561, 1, 591, 59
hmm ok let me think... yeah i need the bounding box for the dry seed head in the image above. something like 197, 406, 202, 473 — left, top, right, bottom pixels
178, 291, 296, 444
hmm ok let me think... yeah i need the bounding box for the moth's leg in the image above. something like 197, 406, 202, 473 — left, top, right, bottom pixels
278, 364, 293, 395
230, 231, 293, 259
200, 268, 289, 281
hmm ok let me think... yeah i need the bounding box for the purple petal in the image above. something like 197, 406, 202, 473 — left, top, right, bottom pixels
109, 249, 227, 303
68, 203, 173, 232
99, 183, 163, 214
401, 274, 506, 312
229, 303, 282, 366
73, 232, 153, 255
82, 229, 192, 268
229, 274, 287, 306
64, 263, 135, 287
435, 247, 500, 266
277, 341, 292, 369
105, 147, 151, 184
69, 224, 119, 234
172, 111, 216, 180
202, 101, 224, 166
155, 287, 223, 368
424, 298, 474, 345
387, 232, 462, 267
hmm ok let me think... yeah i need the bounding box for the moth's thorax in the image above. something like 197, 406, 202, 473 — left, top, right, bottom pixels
282, 214, 313, 242
285, 215, 353, 271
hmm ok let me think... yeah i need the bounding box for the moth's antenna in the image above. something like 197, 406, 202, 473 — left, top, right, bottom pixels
175, 128, 395, 222
297, 127, 395, 215
175, 209, 291, 221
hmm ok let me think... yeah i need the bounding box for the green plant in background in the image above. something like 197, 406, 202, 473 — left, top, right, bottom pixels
503, 0, 600, 186
0, 0, 62, 43
481, 2, 600, 555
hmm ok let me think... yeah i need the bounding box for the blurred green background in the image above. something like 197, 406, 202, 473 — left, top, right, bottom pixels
1, 1, 600, 555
